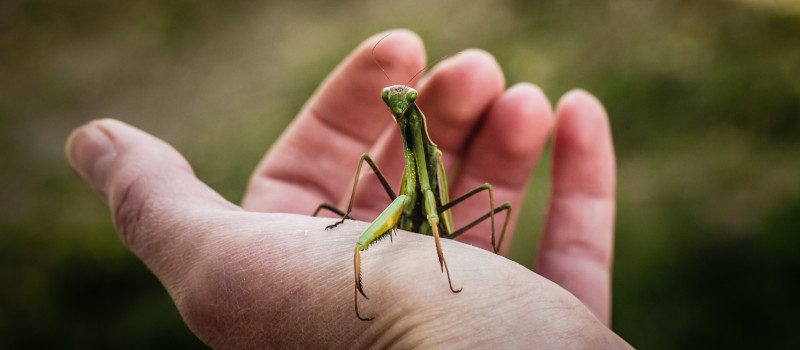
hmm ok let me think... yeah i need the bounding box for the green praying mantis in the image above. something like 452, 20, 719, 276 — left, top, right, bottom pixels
313, 45, 512, 321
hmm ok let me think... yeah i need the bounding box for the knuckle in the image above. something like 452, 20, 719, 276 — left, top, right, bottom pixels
110, 176, 154, 249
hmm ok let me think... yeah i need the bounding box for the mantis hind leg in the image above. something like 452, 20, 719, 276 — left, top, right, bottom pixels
430, 223, 463, 294
438, 183, 511, 253
443, 203, 512, 253
420, 189, 462, 294
324, 153, 397, 230
312, 202, 355, 220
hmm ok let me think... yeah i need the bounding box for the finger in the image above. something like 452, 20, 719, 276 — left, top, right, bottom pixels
416, 49, 505, 162
66, 119, 240, 291
534, 90, 616, 325
243, 30, 426, 214
343, 50, 507, 220
449, 83, 554, 253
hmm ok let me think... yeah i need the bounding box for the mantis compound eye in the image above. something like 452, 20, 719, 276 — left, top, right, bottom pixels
381, 87, 390, 102
406, 88, 418, 102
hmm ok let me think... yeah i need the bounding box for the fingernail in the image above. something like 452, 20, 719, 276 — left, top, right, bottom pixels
66, 122, 117, 199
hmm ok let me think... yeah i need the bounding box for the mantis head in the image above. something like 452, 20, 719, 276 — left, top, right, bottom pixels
381, 85, 418, 118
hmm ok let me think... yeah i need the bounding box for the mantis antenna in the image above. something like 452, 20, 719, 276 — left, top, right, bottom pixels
404, 52, 459, 86
372, 33, 393, 84
372, 32, 458, 86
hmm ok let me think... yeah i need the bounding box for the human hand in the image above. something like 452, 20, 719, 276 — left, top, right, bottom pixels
66, 30, 628, 348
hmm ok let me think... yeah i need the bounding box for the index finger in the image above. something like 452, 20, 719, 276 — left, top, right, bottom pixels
243, 30, 425, 213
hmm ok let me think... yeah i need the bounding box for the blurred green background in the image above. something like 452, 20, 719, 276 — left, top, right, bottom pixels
2, 0, 799, 348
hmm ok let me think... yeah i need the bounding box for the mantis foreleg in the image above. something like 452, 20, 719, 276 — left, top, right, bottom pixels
353, 194, 408, 321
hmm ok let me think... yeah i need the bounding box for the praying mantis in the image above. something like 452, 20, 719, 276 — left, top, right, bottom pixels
314, 46, 512, 321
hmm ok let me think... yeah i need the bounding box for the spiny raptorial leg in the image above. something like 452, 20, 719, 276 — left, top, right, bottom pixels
354, 247, 373, 321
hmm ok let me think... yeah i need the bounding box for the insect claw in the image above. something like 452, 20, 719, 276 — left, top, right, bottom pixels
355, 287, 374, 321
326, 218, 346, 230
357, 283, 369, 300
440, 255, 462, 293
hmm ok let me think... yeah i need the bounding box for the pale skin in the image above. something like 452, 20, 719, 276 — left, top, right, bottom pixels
66, 30, 630, 349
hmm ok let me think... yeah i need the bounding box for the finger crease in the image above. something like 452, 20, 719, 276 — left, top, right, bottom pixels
114, 176, 147, 248
548, 229, 612, 268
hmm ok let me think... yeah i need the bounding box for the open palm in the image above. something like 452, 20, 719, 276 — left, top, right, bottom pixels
67, 30, 627, 348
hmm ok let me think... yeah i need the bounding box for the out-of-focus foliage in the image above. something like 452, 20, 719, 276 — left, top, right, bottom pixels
1, 0, 798, 348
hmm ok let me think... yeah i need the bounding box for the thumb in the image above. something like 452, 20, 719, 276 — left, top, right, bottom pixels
65, 119, 240, 286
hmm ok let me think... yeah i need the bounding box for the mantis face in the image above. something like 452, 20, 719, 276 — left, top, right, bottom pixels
381, 85, 418, 118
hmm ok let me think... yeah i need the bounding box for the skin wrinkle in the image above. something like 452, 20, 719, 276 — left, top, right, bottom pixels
112, 176, 151, 251
552, 157, 615, 196
375, 307, 420, 349
243, 217, 360, 348
350, 238, 463, 347
371, 300, 430, 348
557, 260, 610, 316
363, 243, 470, 345
552, 176, 615, 200
405, 276, 531, 347
533, 296, 595, 348
544, 230, 611, 273
399, 318, 451, 349
155, 215, 219, 296
183, 245, 271, 346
